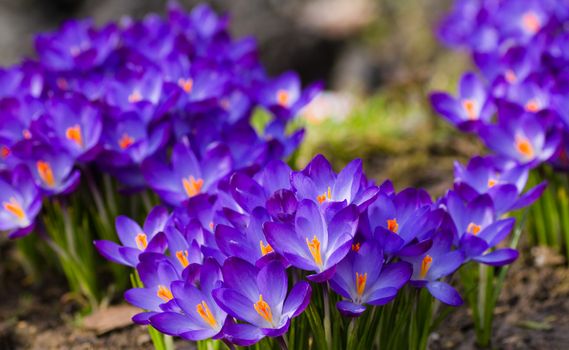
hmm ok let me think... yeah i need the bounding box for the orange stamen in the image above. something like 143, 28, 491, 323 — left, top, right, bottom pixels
277, 90, 290, 107
135, 233, 148, 250
522, 11, 541, 34
259, 240, 274, 256
505, 70, 517, 84
176, 250, 190, 267
462, 99, 477, 120
306, 235, 323, 267
182, 176, 204, 198
1, 145, 10, 159
119, 133, 134, 149
356, 272, 367, 297
524, 99, 540, 112
351, 242, 361, 252
387, 218, 399, 233
515, 135, 534, 159
467, 222, 481, 236
196, 300, 218, 328
488, 178, 497, 188
316, 186, 332, 204
420, 255, 433, 279
3, 198, 26, 221
22, 129, 32, 139
36, 161, 55, 188
65, 124, 83, 148
128, 90, 143, 103
178, 78, 193, 94
254, 294, 274, 325
157, 285, 173, 302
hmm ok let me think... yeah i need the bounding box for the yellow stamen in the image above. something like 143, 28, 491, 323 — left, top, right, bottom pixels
522, 11, 541, 34
1, 145, 10, 159
277, 90, 290, 107
524, 99, 540, 112
254, 294, 274, 325
3, 198, 26, 221
36, 161, 55, 188
316, 186, 332, 204
178, 78, 193, 93
182, 176, 204, 198
462, 99, 477, 120
65, 124, 83, 148
505, 70, 517, 84
157, 285, 173, 302
135, 233, 148, 250
351, 242, 361, 252
306, 235, 323, 267
356, 272, 367, 297
128, 90, 143, 103
119, 133, 134, 149
488, 178, 497, 188
387, 218, 399, 233
420, 255, 433, 279
467, 222, 481, 236
176, 250, 190, 267
196, 300, 218, 328
259, 240, 274, 256
515, 135, 534, 159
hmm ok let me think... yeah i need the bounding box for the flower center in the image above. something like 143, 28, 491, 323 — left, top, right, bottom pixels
306, 235, 323, 267
515, 135, 534, 159
128, 90, 143, 103
505, 70, 517, 84
259, 240, 274, 256
157, 285, 173, 302
522, 11, 541, 34
196, 300, 218, 328
3, 197, 26, 221
467, 222, 481, 235
351, 242, 361, 252
22, 129, 32, 139
119, 133, 134, 149
176, 250, 190, 267
276, 89, 290, 107
462, 99, 477, 120
182, 176, 204, 198
355, 272, 367, 297
488, 178, 497, 188
36, 161, 55, 188
65, 124, 83, 148
178, 78, 193, 94
524, 99, 540, 112
316, 186, 332, 204
135, 233, 148, 250
420, 255, 433, 279
387, 218, 399, 233
254, 294, 274, 325
1, 145, 10, 159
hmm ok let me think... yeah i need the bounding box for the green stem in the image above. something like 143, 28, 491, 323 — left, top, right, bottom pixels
276, 336, 289, 350
322, 285, 332, 350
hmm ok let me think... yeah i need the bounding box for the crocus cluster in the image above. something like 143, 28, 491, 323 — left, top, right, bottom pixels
0, 3, 319, 238
97, 150, 541, 346
432, 0, 569, 171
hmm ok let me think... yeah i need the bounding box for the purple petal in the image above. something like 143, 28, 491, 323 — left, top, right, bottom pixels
222, 322, 265, 347
426, 281, 463, 306
366, 287, 399, 306
336, 300, 366, 317
282, 281, 311, 318
473, 248, 519, 266
149, 312, 199, 336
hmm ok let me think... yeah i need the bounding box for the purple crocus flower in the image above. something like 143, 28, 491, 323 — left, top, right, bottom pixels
479, 102, 560, 167
453, 156, 546, 215
401, 223, 465, 306
30, 94, 102, 162
212, 258, 311, 346
264, 199, 359, 282
291, 154, 379, 211
446, 191, 518, 266
35, 19, 119, 71
125, 254, 182, 324
430, 72, 495, 131
149, 258, 228, 341
0, 165, 42, 238
94, 205, 169, 267
330, 241, 412, 317
142, 139, 232, 206
257, 72, 322, 121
